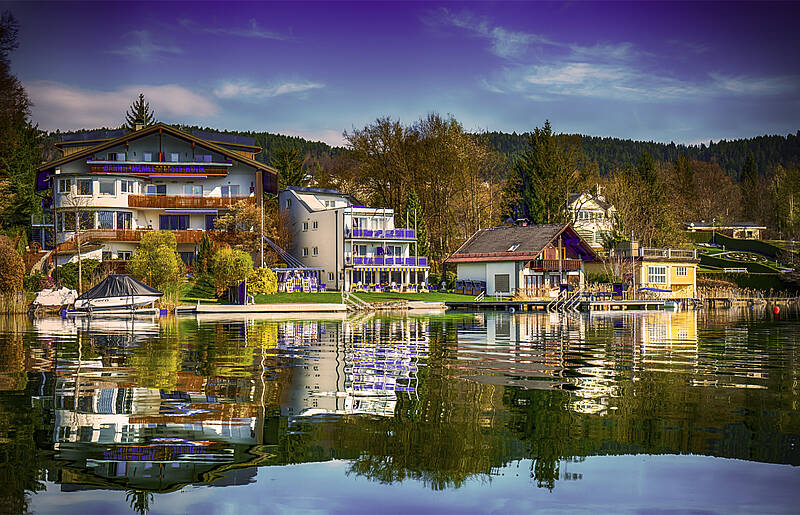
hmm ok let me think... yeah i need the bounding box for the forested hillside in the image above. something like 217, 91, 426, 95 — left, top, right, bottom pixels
483, 131, 800, 177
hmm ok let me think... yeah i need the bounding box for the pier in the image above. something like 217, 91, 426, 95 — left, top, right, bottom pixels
444, 299, 676, 312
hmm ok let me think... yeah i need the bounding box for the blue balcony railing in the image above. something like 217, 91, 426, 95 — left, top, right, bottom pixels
349, 228, 416, 239
346, 256, 428, 267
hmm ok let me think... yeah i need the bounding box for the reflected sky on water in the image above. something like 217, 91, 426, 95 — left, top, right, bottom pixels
0, 308, 798, 513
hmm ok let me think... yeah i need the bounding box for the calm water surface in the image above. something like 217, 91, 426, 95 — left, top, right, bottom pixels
1, 308, 798, 514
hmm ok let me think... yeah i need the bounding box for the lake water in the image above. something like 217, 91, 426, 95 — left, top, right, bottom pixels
1, 308, 798, 514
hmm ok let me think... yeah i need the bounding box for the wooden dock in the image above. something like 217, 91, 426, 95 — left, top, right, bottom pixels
444, 299, 674, 312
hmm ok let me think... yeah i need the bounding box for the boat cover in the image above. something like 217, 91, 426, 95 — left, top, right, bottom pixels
77, 274, 163, 300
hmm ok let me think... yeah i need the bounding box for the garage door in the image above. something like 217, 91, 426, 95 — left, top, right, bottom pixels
495, 274, 510, 293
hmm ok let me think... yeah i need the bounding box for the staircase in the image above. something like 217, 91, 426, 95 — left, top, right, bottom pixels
341, 291, 374, 312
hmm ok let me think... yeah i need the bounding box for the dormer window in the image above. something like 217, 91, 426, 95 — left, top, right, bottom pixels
507, 243, 520, 252
143, 152, 152, 162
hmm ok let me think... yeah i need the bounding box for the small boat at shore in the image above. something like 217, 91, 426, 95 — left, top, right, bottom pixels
70, 274, 162, 314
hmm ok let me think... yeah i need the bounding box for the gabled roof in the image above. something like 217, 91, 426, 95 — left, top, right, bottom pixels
444, 223, 596, 263
37, 122, 278, 176
568, 192, 613, 211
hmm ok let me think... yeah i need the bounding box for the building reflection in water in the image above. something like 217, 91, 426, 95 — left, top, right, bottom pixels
28, 314, 431, 493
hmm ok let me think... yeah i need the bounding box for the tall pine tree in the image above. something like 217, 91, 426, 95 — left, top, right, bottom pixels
124, 93, 155, 130
271, 147, 309, 190
402, 189, 429, 258
741, 152, 759, 222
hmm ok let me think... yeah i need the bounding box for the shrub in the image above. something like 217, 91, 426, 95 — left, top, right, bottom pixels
445, 271, 457, 290
55, 259, 102, 291
196, 232, 214, 273
23, 271, 55, 292
127, 231, 185, 290
210, 247, 253, 297
0, 243, 24, 293
428, 272, 441, 287
248, 267, 277, 295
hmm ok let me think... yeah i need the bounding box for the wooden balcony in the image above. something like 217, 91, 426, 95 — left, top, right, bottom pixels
57, 229, 203, 251
527, 259, 583, 271
128, 195, 254, 209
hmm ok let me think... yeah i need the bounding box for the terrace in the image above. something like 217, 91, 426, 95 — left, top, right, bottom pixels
128, 195, 254, 209
345, 256, 428, 266
346, 228, 416, 239
56, 229, 203, 252
610, 248, 698, 260
527, 259, 583, 271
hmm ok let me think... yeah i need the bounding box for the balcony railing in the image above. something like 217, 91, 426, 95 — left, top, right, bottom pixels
613, 248, 697, 260
345, 256, 428, 266
527, 259, 583, 271
347, 228, 416, 239
128, 195, 254, 209
72, 229, 203, 244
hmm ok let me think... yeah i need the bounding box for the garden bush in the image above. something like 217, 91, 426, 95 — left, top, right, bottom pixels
55, 259, 102, 291
0, 242, 24, 293
248, 267, 278, 295
210, 247, 253, 297
127, 231, 185, 290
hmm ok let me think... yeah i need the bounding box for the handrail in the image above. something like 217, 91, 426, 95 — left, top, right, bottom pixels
474, 291, 485, 302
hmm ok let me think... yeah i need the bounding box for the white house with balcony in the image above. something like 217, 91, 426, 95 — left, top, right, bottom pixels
34, 123, 277, 266
279, 187, 428, 291
567, 191, 616, 250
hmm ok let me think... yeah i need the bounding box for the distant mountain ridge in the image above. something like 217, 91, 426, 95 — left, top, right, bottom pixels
46, 125, 800, 178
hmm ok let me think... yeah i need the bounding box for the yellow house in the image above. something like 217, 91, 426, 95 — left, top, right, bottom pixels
586, 245, 699, 299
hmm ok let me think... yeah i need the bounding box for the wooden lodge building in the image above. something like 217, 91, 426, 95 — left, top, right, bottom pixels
444, 224, 597, 297
33, 123, 278, 266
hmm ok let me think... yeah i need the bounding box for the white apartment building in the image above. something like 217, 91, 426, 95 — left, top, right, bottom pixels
279, 187, 428, 291
34, 123, 278, 266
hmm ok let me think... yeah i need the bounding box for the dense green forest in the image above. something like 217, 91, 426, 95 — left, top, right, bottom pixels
48, 125, 800, 180
483, 131, 800, 178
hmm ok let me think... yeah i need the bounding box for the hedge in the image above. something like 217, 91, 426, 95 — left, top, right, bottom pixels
713, 233, 794, 262
699, 253, 779, 273
699, 271, 796, 293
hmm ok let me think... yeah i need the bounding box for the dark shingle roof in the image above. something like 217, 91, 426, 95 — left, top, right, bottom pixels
452, 224, 566, 256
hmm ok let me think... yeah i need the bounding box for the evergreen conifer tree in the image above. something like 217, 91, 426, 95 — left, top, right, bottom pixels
403, 189, 429, 258
272, 147, 309, 190
124, 93, 156, 130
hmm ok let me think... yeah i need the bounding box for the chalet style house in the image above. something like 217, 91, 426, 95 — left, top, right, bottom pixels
279, 187, 428, 291
34, 123, 278, 266
567, 191, 616, 250
444, 224, 597, 296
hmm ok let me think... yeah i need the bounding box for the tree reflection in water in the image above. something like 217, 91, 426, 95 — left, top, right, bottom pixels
0, 307, 797, 512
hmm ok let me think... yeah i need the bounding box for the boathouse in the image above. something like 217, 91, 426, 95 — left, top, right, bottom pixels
444, 224, 597, 296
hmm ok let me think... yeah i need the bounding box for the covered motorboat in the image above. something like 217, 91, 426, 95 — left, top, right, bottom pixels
73, 274, 162, 312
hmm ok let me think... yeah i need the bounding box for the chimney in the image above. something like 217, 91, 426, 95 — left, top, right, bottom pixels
134, 123, 143, 131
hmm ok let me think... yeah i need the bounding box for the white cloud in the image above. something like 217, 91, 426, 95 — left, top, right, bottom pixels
214, 80, 324, 100
25, 82, 219, 130
179, 18, 288, 40
107, 30, 182, 60
710, 73, 797, 96
278, 128, 345, 147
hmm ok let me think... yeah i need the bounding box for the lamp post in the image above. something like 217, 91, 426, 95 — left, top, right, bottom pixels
712, 218, 716, 246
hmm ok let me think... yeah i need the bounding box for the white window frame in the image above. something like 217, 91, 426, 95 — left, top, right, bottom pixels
76, 179, 93, 196
648, 266, 667, 284
170, 152, 180, 162
184, 185, 202, 196
328, 272, 334, 281
303, 221, 309, 232
99, 180, 115, 196
57, 179, 71, 194
303, 247, 309, 257
312, 221, 319, 230
312, 247, 318, 256
676, 266, 687, 277
143, 152, 152, 162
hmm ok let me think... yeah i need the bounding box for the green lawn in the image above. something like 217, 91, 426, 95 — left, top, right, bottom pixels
253, 292, 344, 304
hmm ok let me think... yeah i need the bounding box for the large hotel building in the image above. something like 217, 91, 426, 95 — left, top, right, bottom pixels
34, 123, 278, 266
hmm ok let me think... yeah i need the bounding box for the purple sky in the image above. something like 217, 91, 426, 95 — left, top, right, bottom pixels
6, 1, 800, 146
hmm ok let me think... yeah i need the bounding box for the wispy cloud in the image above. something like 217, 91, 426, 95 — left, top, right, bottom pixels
179, 18, 289, 40
25, 81, 219, 130
214, 80, 324, 100
107, 30, 182, 60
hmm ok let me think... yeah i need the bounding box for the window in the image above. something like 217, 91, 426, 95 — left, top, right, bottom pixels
120, 180, 135, 193
179, 252, 196, 266
99, 181, 115, 195
221, 185, 240, 197
648, 266, 667, 284
676, 266, 688, 277
98, 211, 114, 229
312, 247, 318, 256
102, 251, 112, 261
303, 247, 309, 257
146, 184, 166, 196
169, 153, 180, 162
77, 179, 92, 196
143, 152, 152, 162
205, 215, 218, 230
117, 212, 132, 230
78, 211, 94, 230
159, 214, 189, 231
507, 243, 520, 252
57, 179, 71, 194
201, 154, 212, 163
312, 221, 319, 230
303, 221, 309, 231
184, 185, 202, 196
328, 272, 334, 281
118, 251, 132, 260
358, 245, 367, 256
286, 198, 292, 208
